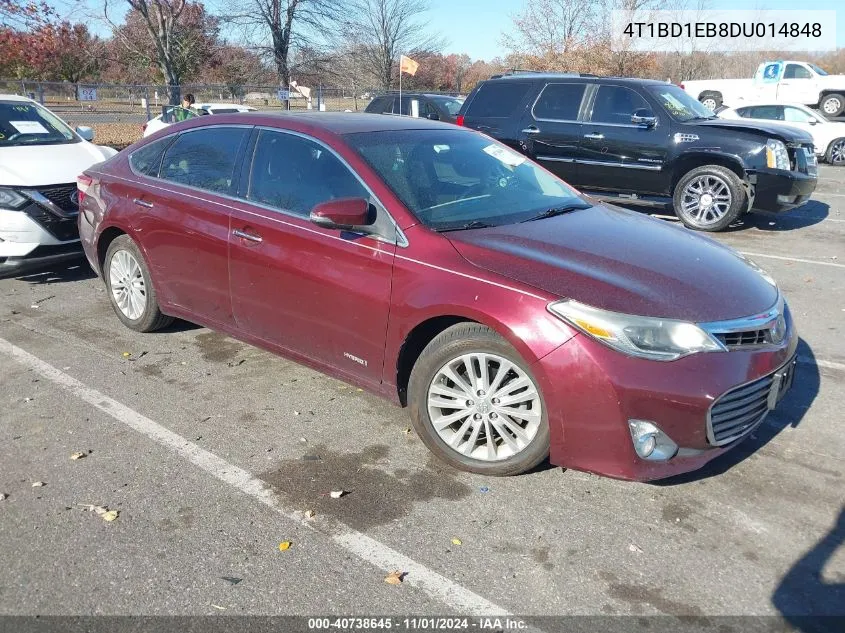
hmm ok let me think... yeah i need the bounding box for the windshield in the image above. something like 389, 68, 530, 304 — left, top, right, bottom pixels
0, 100, 78, 147
430, 96, 465, 116
647, 84, 716, 121
810, 64, 828, 76
345, 129, 587, 231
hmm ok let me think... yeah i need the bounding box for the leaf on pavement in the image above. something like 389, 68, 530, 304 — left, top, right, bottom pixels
628, 543, 643, 554
101, 510, 119, 522
31, 481, 46, 487
330, 490, 346, 499
122, 352, 131, 358
211, 604, 226, 610
384, 570, 405, 585
304, 510, 315, 519
451, 538, 462, 546
278, 541, 292, 551
0, 493, 7, 501
70, 452, 86, 460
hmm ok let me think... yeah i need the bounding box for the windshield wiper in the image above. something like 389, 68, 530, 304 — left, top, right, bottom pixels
439, 220, 494, 232
521, 203, 591, 222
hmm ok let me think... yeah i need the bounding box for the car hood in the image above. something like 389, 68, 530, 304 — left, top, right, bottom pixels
692, 118, 813, 144
446, 204, 779, 322
0, 142, 117, 187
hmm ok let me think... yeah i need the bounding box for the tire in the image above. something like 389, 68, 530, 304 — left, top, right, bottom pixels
408, 323, 549, 476
825, 138, 845, 165
104, 235, 173, 332
820, 94, 845, 118
672, 165, 746, 232
698, 92, 722, 112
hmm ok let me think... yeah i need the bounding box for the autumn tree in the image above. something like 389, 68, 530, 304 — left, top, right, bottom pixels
106, 0, 218, 103
0, 0, 54, 78
200, 43, 275, 97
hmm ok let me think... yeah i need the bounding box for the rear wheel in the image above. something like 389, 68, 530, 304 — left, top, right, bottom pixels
820, 94, 845, 118
104, 235, 173, 332
408, 323, 549, 476
825, 138, 845, 165
699, 92, 722, 112
673, 165, 746, 232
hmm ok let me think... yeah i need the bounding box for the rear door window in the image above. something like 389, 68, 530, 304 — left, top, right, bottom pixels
747, 105, 784, 120
465, 81, 533, 118
160, 127, 248, 194
532, 83, 586, 121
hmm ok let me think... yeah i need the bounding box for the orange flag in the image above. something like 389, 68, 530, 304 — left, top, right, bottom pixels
400, 55, 419, 76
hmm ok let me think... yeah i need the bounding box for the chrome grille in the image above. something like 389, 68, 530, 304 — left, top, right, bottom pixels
714, 329, 769, 348
707, 356, 796, 446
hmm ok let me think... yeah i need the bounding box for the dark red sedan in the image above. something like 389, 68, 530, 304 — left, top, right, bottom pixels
77, 112, 798, 480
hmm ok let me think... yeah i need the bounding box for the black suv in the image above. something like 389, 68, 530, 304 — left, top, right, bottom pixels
457, 74, 818, 231
366, 93, 465, 124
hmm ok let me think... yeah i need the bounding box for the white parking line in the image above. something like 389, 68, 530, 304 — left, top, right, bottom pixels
740, 252, 845, 269
798, 356, 845, 372
0, 336, 510, 617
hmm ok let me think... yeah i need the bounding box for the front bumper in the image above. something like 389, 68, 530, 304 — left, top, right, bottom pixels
534, 321, 799, 481
0, 208, 83, 277
751, 168, 817, 212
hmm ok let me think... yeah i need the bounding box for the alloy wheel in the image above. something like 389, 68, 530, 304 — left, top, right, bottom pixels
680, 174, 733, 228
831, 140, 845, 164
109, 249, 147, 320
426, 353, 542, 461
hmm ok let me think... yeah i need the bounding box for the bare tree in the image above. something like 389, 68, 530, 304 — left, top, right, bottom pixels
502, 0, 601, 59
345, 0, 444, 91
228, 0, 346, 87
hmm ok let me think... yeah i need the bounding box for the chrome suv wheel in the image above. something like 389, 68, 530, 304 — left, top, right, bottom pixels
673, 165, 746, 232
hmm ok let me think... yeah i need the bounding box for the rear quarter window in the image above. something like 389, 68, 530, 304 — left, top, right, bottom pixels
465, 81, 534, 118
129, 138, 171, 178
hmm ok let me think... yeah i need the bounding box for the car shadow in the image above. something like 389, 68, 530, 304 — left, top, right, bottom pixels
772, 505, 845, 633
10, 257, 96, 284
652, 337, 820, 486
722, 200, 830, 232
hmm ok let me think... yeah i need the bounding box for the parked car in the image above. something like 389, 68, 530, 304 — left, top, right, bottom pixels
142, 103, 256, 137
0, 94, 117, 275
681, 60, 845, 116
365, 93, 465, 123
457, 73, 817, 231
717, 102, 845, 165
77, 112, 797, 481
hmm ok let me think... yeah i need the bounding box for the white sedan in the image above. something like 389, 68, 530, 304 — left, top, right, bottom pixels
718, 102, 845, 165
142, 103, 256, 137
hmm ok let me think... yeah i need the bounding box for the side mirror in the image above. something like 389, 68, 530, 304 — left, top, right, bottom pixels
310, 198, 375, 231
76, 125, 94, 142
809, 118, 818, 125
427, 112, 440, 121
631, 109, 657, 128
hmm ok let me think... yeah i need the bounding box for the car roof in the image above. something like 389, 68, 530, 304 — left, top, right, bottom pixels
726, 102, 811, 110
0, 94, 36, 103
482, 74, 669, 87
201, 111, 460, 134
197, 103, 254, 109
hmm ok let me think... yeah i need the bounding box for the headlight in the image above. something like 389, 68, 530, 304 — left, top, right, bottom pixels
0, 188, 28, 210
548, 300, 723, 361
765, 139, 790, 170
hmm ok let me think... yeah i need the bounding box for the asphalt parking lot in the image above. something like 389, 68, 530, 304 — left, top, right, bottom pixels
1, 166, 844, 628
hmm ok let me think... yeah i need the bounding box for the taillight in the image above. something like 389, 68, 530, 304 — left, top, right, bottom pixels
456, 114, 465, 126
77, 173, 93, 205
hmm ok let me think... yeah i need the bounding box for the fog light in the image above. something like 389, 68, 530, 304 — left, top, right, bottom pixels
628, 420, 678, 461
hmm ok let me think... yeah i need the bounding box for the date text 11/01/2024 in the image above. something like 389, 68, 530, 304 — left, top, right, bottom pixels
621, 22, 822, 39
307, 617, 529, 630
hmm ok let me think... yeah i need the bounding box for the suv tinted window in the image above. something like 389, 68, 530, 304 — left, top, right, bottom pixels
160, 127, 247, 194
465, 81, 533, 118
130, 138, 170, 177
248, 129, 368, 217
533, 83, 586, 121
368, 96, 394, 114
590, 86, 649, 124
784, 64, 812, 79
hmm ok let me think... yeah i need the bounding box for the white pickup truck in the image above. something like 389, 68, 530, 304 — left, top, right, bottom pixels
681, 61, 845, 117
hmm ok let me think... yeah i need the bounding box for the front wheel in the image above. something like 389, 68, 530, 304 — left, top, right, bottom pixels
820, 94, 845, 118
408, 323, 549, 476
825, 138, 845, 165
672, 165, 746, 232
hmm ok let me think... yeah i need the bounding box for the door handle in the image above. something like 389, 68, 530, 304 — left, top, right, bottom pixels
584, 133, 604, 140
521, 126, 540, 134
233, 228, 263, 243
133, 198, 153, 208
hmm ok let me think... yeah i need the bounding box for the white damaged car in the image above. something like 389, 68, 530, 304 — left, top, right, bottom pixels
0, 94, 117, 275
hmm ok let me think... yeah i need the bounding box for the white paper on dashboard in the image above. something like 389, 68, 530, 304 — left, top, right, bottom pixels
9, 121, 50, 134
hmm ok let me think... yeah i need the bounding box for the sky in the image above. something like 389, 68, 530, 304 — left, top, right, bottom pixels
52, 0, 845, 63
